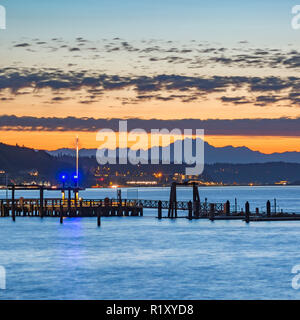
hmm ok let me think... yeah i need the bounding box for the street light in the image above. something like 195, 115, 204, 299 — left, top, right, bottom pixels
61, 174, 67, 189
73, 174, 78, 187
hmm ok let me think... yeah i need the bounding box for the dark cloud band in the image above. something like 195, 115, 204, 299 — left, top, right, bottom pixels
1, 115, 300, 136
1, 68, 300, 105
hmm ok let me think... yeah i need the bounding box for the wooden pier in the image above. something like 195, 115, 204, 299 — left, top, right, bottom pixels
0, 198, 144, 218
1, 183, 300, 224
0, 185, 143, 226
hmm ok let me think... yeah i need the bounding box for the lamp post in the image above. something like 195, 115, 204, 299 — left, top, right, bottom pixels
61, 174, 67, 203
74, 175, 78, 188
61, 174, 66, 189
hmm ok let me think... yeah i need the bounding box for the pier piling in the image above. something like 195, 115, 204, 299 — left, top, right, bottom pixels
245, 201, 250, 223
158, 201, 162, 219
12, 185, 15, 221
193, 183, 200, 217
209, 203, 215, 221
267, 200, 271, 217
60, 205, 63, 224
225, 200, 230, 216
97, 208, 101, 227
188, 201, 193, 220
39, 186, 44, 218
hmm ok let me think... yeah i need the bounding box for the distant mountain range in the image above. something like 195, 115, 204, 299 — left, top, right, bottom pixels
2, 142, 300, 185
46, 140, 300, 164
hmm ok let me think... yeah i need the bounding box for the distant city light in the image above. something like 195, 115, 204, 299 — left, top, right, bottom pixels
126, 181, 158, 185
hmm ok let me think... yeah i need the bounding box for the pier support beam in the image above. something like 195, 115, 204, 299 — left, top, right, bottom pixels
266, 200, 271, 217
0, 200, 3, 217
12, 185, 15, 221
139, 204, 143, 217
39, 186, 44, 218
158, 201, 162, 219
60, 205, 63, 224
225, 200, 230, 216
97, 207, 101, 227
193, 183, 200, 217
245, 201, 250, 223
67, 188, 71, 214
188, 201, 193, 220
117, 189, 122, 206
209, 203, 215, 221
168, 182, 177, 218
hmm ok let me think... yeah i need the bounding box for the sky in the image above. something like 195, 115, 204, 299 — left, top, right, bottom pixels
1, 0, 300, 153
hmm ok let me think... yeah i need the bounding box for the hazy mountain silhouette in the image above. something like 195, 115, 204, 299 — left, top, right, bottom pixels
47, 139, 300, 164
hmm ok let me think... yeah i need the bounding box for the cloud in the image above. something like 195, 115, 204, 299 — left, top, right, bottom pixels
2, 115, 300, 136
14, 43, 31, 47
220, 96, 251, 104
69, 47, 80, 52
0, 67, 300, 105
10, 38, 300, 74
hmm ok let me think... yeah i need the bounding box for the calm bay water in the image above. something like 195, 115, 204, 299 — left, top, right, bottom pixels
0, 186, 300, 299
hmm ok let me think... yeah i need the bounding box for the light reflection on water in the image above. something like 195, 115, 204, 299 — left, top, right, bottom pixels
0, 187, 300, 299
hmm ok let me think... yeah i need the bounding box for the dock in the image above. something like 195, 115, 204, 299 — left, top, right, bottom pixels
0, 198, 144, 218
1, 183, 300, 224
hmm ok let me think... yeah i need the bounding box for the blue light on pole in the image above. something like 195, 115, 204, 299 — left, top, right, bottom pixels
73, 174, 79, 187
61, 174, 67, 188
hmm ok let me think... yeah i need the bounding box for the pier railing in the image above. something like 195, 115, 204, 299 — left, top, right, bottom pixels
0, 198, 226, 210
0, 197, 227, 218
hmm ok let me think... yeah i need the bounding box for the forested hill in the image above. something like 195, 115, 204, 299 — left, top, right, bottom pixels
0, 143, 68, 183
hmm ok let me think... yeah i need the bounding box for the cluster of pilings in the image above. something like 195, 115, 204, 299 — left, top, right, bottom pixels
157, 183, 293, 221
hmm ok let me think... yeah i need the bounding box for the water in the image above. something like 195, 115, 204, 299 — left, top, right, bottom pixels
1, 186, 300, 300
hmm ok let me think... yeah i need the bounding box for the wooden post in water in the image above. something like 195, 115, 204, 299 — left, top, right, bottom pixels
209, 203, 215, 221
139, 204, 143, 217
245, 201, 250, 223
158, 200, 162, 219
188, 201, 193, 220
60, 204, 63, 224
266, 200, 271, 217
0, 200, 3, 217
67, 188, 71, 215
12, 185, 15, 221
225, 200, 230, 216
117, 189, 122, 206
39, 186, 44, 218
168, 182, 177, 218
51, 200, 55, 216
193, 183, 200, 217
73, 191, 77, 217
79, 198, 83, 216
97, 207, 101, 227
30, 202, 34, 216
